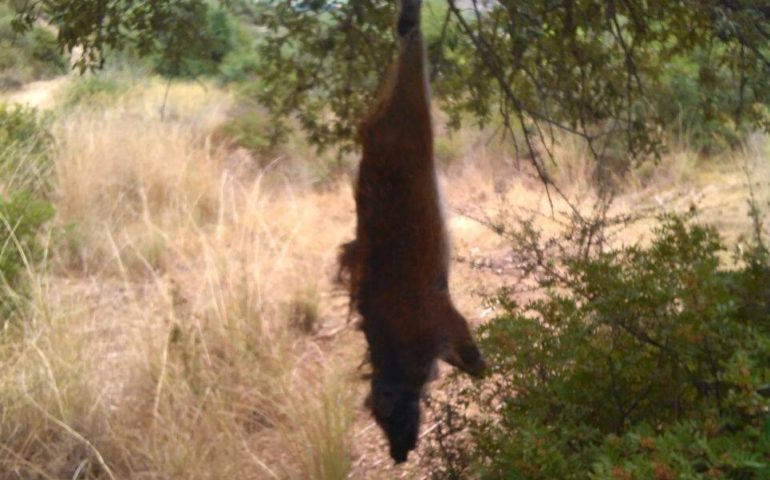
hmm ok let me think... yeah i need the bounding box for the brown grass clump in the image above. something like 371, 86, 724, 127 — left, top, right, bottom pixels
0, 79, 358, 479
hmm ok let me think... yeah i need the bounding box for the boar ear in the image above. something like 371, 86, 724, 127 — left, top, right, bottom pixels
434, 303, 486, 377
441, 341, 486, 377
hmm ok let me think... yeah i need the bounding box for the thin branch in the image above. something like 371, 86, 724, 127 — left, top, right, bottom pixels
447, 0, 593, 218
446, 1, 596, 139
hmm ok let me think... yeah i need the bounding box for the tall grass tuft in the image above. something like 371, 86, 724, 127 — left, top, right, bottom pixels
0, 79, 356, 479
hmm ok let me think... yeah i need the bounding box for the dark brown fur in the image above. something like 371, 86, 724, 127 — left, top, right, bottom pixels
338, 0, 485, 463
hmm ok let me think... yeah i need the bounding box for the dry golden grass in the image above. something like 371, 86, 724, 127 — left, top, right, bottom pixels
0, 74, 767, 479
0, 79, 362, 479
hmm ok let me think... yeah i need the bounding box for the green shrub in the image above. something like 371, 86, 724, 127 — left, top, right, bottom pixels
218, 48, 260, 84
0, 102, 51, 148
214, 107, 274, 154
60, 74, 126, 107
0, 2, 68, 88
0, 103, 55, 318
428, 215, 770, 479
29, 28, 68, 73
2, 103, 33, 139
0, 45, 27, 90
153, 2, 239, 79
653, 49, 770, 154
216, 20, 259, 83
0, 103, 53, 192
0, 190, 53, 288
213, 82, 287, 157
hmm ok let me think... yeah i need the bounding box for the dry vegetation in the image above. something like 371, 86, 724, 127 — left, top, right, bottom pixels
0, 76, 767, 479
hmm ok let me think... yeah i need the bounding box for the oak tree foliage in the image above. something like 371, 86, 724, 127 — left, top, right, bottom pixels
12, 1, 770, 168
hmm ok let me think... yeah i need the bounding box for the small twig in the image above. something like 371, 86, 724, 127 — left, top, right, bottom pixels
160, 78, 172, 121
313, 323, 349, 340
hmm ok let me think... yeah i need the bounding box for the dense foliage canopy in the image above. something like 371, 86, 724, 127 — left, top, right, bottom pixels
9, 0, 770, 166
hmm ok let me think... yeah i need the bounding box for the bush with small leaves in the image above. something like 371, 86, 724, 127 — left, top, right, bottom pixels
0, 103, 53, 192
0, 190, 53, 286
0, 104, 55, 319
153, 2, 239, 79
427, 215, 770, 479
60, 74, 127, 107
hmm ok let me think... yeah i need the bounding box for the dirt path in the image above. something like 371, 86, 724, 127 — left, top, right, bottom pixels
3, 76, 68, 109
